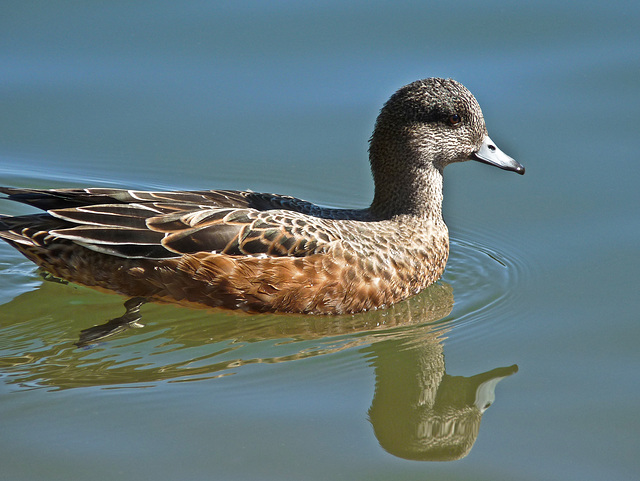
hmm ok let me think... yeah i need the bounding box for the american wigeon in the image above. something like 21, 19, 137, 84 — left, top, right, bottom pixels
0, 78, 524, 314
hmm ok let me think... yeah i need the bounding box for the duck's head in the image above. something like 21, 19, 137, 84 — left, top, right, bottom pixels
369, 78, 524, 217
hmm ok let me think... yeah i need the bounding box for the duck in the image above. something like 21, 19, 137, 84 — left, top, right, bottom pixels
0, 78, 524, 315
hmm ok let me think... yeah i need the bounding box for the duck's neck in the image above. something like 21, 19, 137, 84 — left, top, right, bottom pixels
368, 150, 444, 222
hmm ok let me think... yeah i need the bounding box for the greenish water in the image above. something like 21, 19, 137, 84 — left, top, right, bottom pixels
1, 2, 639, 480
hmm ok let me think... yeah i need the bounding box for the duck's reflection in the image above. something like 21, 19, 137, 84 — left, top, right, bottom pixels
0, 278, 517, 461
366, 333, 517, 461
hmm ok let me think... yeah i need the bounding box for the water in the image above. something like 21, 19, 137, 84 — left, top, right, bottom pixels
1, 1, 639, 480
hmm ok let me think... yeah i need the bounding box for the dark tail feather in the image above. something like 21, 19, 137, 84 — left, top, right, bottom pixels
0, 187, 127, 210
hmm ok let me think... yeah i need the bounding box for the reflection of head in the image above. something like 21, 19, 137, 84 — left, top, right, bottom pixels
367, 333, 517, 461
372, 404, 482, 461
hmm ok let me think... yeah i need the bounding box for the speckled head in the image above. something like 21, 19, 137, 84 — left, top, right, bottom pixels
369, 78, 523, 218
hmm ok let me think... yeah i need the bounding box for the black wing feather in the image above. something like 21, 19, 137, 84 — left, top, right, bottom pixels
0, 187, 342, 260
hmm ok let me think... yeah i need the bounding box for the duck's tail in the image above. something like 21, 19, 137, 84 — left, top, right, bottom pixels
0, 214, 42, 246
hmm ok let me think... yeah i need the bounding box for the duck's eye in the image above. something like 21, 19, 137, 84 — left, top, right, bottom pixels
448, 114, 462, 126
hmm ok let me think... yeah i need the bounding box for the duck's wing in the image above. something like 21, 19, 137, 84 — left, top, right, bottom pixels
0, 187, 320, 213
0, 188, 338, 260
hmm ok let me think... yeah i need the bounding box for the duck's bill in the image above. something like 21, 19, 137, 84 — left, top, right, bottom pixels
472, 135, 525, 175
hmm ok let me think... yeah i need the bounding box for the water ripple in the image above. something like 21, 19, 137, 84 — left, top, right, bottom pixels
440, 224, 535, 342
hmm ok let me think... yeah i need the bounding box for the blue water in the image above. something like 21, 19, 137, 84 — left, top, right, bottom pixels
1, 2, 639, 480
